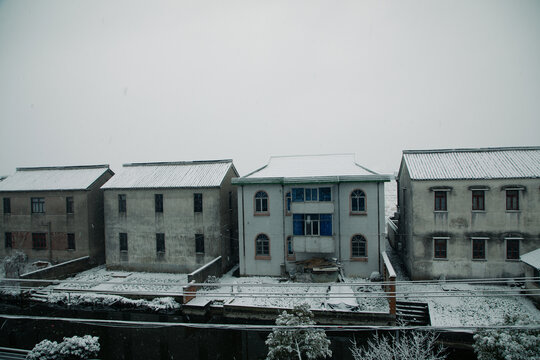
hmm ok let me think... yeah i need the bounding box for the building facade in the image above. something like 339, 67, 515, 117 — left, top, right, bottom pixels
102, 160, 238, 273
233, 154, 391, 277
397, 147, 540, 280
0, 165, 114, 264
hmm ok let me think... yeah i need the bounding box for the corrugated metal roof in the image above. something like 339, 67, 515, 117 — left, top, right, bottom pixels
245, 154, 376, 178
521, 248, 540, 269
101, 160, 234, 189
0, 165, 111, 191
403, 147, 540, 180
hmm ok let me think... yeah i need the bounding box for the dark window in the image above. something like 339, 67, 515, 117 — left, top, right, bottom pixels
254, 191, 268, 213
255, 234, 270, 257
534, 268, 540, 287
118, 194, 126, 213
194, 193, 203, 213
472, 191, 485, 211
351, 189, 366, 213
293, 214, 332, 236
292, 188, 304, 202
155, 194, 163, 213
5, 232, 12, 248
319, 187, 331, 201
32, 233, 47, 249
285, 192, 291, 214
228, 191, 233, 211
3, 198, 11, 214
66, 197, 74, 214
506, 190, 519, 211
305, 188, 318, 202
351, 235, 367, 257
434, 191, 447, 211
119, 233, 128, 252
434, 238, 447, 259
156, 233, 165, 253
287, 236, 294, 256
195, 234, 204, 254
31, 197, 45, 213
67, 233, 75, 250
506, 239, 519, 260
472, 238, 485, 259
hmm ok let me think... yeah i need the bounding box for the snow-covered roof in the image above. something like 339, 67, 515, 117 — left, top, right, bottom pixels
521, 248, 540, 270
0, 165, 112, 192
233, 154, 391, 184
102, 160, 236, 189
401, 147, 540, 180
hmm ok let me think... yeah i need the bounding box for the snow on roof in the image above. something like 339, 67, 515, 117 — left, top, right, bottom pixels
102, 160, 235, 189
402, 147, 540, 180
0, 165, 111, 192
235, 154, 390, 184
521, 248, 540, 270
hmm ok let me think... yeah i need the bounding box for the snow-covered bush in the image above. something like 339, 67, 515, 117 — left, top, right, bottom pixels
473, 314, 540, 360
350, 330, 447, 360
26, 335, 100, 360
2, 250, 28, 278
266, 303, 331, 360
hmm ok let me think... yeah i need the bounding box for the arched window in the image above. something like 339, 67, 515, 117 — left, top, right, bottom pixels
351, 189, 366, 213
255, 233, 270, 258
351, 234, 367, 258
254, 191, 269, 214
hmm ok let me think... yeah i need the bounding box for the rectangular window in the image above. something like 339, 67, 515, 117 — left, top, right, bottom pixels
5, 232, 12, 248
118, 194, 126, 213
534, 268, 540, 287
119, 233, 128, 252
319, 187, 331, 201
67, 233, 75, 250
472, 238, 486, 260
32, 233, 47, 249
506, 190, 519, 211
155, 194, 163, 213
506, 239, 519, 260
3, 198, 11, 214
66, 197, 74, 214
292, 188, 304, 202
434, 238, 447, 259
286, 192, 291, 214
194, 193, 203, 213
292, 187, 331, 202
195, 233, 204, 254
287, 237, 294, 256
156, 233, 165, 253
434, 191, 447, 211
305, 188, 318, 202
228, 191, 233, 211
31, 197, 45, 213
472, 191, 485, 211
292, 214, 332, 236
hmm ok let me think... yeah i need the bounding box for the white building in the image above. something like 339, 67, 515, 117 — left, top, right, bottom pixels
233, 154, 391, 277
397, 147, 540, 280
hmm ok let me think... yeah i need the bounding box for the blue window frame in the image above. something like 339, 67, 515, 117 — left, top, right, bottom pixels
305, 188, 318, 202
292, 188, 304, 202
292, 187, 332, 202
293, 214, 332, 236
319, 187, 331, 201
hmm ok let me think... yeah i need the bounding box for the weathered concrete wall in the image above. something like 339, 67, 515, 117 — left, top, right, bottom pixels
104, 186, 235, 273
188, 256, 222, 283
218, 166, 239, 272
20, 256, 94, 280
398, 168, 540, 279
238, 181, 387, 278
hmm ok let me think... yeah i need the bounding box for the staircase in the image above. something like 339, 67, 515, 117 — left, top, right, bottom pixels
396, 301, 430, 325
0, 347, 29, 360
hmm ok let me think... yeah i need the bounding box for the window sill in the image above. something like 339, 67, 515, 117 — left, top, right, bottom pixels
350, 257, 368, 262
472, 259, 487, 262
433, 257, 448, 261
433, 211, 448, 213
350, 212, 367, 216
254, 212, 270, 216
67, 249, 76, 252
195, 252, 204, 255
120, 250, 128, 253
505, 210, 521, 213
505, 259, 520, 262
471, 210, 486, 213
255, 255, 271, 260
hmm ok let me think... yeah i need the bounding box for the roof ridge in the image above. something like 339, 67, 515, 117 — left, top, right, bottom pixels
16, 165, 110, 171
403, 146, 540, 154
269, 153, 355, 160
123, 159, 233, 167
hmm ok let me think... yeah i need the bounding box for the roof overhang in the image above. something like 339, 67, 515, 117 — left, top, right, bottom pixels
232, 174, 392, 185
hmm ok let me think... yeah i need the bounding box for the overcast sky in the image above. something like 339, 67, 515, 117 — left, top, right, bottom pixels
0, 0, 539, 177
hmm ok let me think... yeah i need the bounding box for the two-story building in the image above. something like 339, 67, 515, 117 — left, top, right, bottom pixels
102, 160, 238, 273
233, 154, 391, 277
0, 165, 114, 264
397, 147, 540, 280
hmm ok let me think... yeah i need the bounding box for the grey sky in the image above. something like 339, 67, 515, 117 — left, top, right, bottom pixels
1, 0, 539, 177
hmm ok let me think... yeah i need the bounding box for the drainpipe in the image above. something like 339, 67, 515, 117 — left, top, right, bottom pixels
281, 184, 286, 274
337, 180, 341, 262
241, 185, 246, 275
377, 182, 381, 273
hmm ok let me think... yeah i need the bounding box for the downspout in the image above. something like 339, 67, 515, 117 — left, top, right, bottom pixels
282, 184, 287, 275
337, 179, 341, 262
377, 182, 381, 273
241, 185, 246, 275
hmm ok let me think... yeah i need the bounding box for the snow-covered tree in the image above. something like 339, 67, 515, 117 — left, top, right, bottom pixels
2, 250, 27, 278
350, 330, 447, 360
473, 314, 540, 360
266, 303, 332, 360
26, 335, 100, 360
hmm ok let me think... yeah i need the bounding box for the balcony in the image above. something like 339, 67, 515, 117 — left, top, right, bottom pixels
291, 202, 334, 214
293, 236, 334, 253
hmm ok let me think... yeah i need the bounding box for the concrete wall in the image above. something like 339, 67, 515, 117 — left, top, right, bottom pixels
0, 172, 111, 264
104, 174, 238, 273
398, 166, 540, 279
20, 256, 94, 280
238, 181, 387, 277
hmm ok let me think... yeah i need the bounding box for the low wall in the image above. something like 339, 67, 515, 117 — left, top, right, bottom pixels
188, 256, 222, 284
20, 256, 94, 280
386, 217, 398, 249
